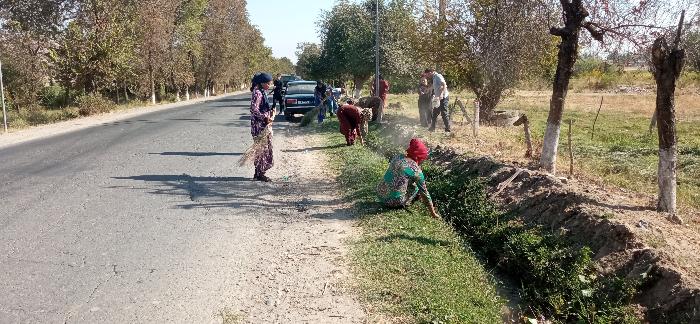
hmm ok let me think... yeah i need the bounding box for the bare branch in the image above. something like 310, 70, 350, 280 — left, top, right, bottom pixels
550, 26, 569, 37
673, 10, 686, 51
583, 22, 605, 42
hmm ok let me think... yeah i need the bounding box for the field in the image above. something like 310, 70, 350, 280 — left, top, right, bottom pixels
386, 89, 700, 214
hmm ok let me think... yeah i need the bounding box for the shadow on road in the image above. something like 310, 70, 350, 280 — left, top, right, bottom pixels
282, 144, 345, 153
110, 174, 346, 217
149, 152, 243, 157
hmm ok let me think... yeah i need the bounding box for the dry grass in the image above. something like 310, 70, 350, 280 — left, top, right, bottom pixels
384, 89, 700, 214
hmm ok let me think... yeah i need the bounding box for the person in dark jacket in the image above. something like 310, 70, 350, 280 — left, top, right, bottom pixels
271, 73, 284, 114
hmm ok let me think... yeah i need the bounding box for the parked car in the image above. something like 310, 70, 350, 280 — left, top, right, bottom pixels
283, 81, 316, 121
280, 74, 301, 87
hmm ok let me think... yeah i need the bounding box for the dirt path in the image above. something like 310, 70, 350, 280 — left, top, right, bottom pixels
230, 126, 366, 323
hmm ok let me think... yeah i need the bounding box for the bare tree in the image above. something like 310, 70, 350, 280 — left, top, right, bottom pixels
539, 0, 690, 173
652, 11, 686, 214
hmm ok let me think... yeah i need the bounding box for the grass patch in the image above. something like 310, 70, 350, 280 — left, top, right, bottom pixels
315, 118, 644, 323
316, 120, 504, 323
385, 89, 700, 210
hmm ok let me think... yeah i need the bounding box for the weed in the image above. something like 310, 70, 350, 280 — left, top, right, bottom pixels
316, 120, 505, 323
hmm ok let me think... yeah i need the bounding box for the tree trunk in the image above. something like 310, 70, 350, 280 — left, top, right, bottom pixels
175, 86, 181, 102
150, 68, 156, 105
477, 87, 503, 122
186, 86, 190, 101
123, 82, 129, 102
652, 12, 685, 214
353, 75, 369, 98
649, 110, 657, 136
473, 99, 480, 138
540, 3, 587, 173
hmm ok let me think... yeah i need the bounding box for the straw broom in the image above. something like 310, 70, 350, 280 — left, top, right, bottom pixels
238, 124, 273, 166
300, 96, 331, 127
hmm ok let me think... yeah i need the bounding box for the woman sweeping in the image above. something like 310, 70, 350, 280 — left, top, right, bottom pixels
337, 99, 364, 146
376, 138, 439, 219
249, 73, 275, 182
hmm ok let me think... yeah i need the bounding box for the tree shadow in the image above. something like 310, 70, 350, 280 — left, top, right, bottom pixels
377, 233, 451, 247
148, 152, 243, 157
109, 173, 346, 213
282, 144, 345, 153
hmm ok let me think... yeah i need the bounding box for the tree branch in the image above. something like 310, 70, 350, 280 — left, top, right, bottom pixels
673, 10, 685, 51
583, 22, 604, 42
549, 26, 569, 37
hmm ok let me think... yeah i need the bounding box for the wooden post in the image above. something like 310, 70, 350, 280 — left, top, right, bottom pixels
568, 119, 574, 178
514, 115, 533, 158
473, 99, 480, 138
591, 96, 603, 140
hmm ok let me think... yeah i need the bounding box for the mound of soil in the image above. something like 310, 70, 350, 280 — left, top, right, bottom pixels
373, 122, 700, 323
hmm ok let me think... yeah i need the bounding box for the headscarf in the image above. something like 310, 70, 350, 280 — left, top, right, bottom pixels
251, 72, 273, 89
406, 138, 429, 164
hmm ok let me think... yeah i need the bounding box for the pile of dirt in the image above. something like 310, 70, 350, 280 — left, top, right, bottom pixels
372, 122, 700, 323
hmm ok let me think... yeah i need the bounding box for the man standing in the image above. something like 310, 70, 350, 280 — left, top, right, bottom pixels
371, 75, 389, 123
271, 74, 284, 114
425, 69, 450, 132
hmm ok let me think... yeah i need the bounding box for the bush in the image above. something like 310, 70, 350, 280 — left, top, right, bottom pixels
76, 93, 114, 116
40, 85, 68, 108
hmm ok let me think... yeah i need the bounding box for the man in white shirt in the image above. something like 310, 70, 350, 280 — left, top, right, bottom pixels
424, 68, 451, 132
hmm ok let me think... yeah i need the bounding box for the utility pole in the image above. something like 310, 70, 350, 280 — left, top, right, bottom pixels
374, 0, 381, 122
0, 59, 7, 133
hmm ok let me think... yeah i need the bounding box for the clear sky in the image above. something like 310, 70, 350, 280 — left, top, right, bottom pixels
247, 1, 335, 64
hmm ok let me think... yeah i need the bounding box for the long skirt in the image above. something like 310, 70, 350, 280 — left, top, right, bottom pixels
251, 122, 273, 177
337, 106, 362, 145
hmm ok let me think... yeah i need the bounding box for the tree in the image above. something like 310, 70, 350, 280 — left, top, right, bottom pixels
136, 0, 178, 104
295, 42, 323, 80
447, 0, 557, 118
652, 12, 686, 215
0, 0, 74, 109
52, 0, 137, 99
538, 0, 686, 173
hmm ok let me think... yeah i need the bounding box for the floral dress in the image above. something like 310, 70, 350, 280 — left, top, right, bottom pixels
250, 88, 274, 177
377, 155, 431, 207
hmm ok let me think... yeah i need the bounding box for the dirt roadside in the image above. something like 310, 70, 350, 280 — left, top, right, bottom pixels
217, 124, 367, 323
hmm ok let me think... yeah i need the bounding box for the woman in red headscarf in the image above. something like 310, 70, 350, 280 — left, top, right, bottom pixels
376, 138, 439, 219
337, 99, 364, 146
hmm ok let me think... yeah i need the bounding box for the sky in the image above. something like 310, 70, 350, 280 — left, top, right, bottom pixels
247, 1, 336, 64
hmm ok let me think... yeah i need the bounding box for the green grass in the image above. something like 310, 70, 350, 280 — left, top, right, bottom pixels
315, 120, 504, 323
386, 88, 700, 210
498, 101, 700, 209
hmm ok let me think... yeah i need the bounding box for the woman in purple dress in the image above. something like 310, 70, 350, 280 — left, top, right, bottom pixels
250, 73, 275, 182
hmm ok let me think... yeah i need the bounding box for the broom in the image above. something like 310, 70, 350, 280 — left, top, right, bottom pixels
300, 96, 331, 127
238, 124, 273, 166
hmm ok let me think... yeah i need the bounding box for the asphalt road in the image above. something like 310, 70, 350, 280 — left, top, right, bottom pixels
0, 94, 364, 323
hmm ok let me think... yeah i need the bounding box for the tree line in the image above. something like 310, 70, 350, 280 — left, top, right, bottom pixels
0, 0, 294, 110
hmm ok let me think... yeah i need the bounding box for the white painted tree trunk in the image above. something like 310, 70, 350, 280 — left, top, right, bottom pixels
540, 122, 561, 174
176, 89, 181, 102
473, 100, 480, 138
353, 88, 361, 99
150, 79, 156, 105
658, 147, 677, 213
185, 87, 190, 101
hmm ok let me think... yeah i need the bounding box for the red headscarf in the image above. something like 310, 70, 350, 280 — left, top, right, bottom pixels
406, 138, 429, 164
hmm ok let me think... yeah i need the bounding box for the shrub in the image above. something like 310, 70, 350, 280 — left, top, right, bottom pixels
76, 93, 114, 117
40, 85, 68, 108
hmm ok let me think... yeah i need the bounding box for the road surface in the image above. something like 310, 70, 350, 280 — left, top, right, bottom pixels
0, 94, 364, 323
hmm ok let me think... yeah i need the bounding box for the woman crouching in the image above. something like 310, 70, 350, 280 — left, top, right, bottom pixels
376, 138, 439, 219
337, 99, 364, 146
